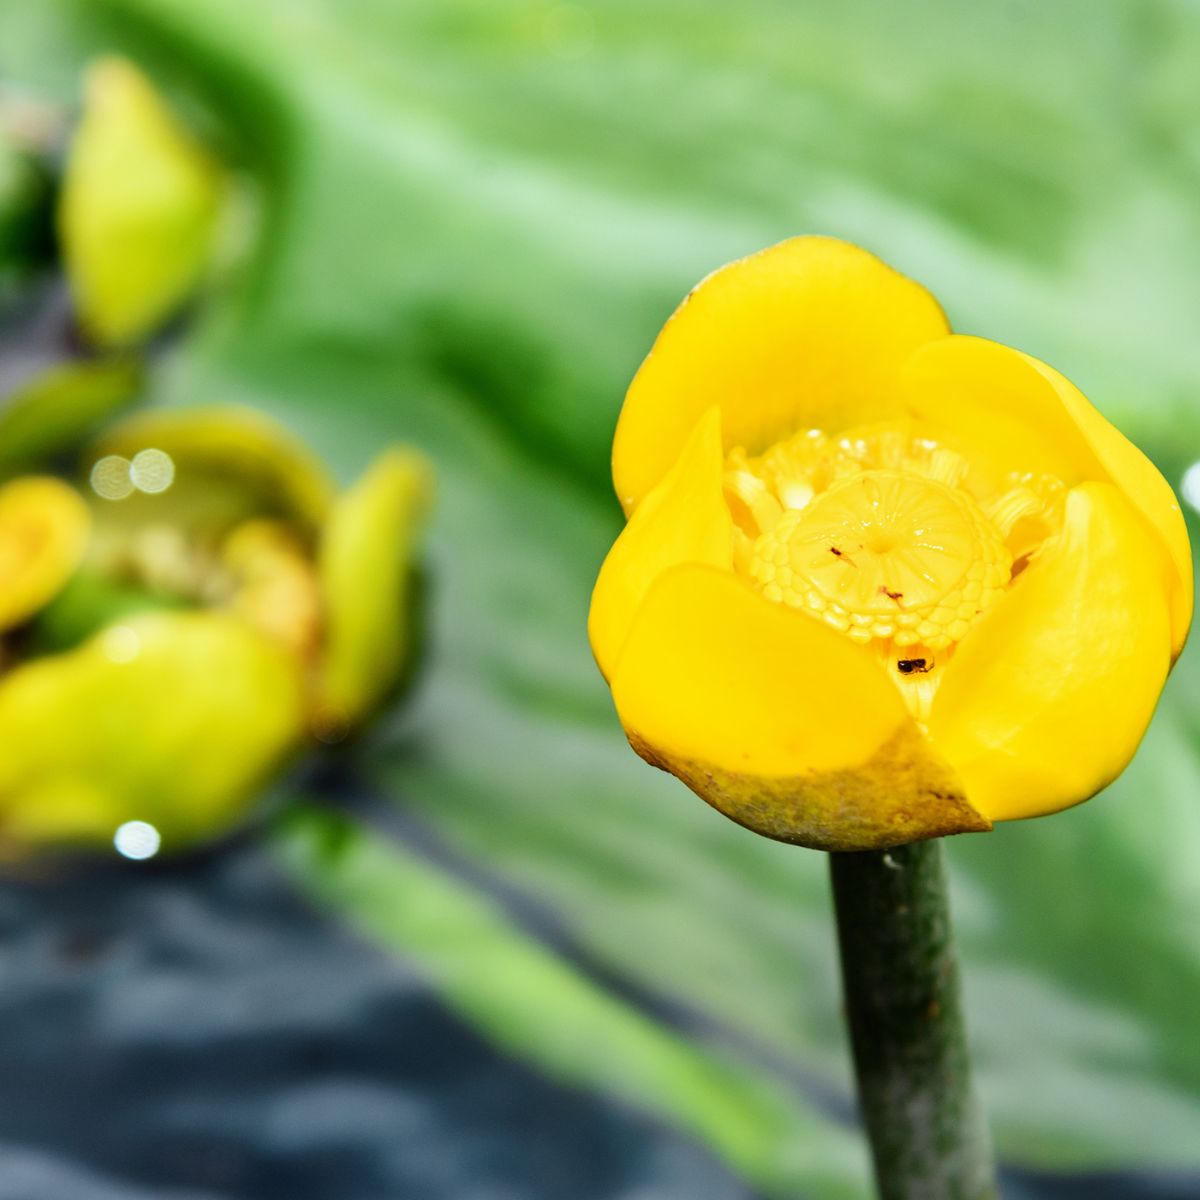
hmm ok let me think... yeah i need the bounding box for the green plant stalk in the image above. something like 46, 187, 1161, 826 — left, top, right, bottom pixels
829, 840, 997, 1200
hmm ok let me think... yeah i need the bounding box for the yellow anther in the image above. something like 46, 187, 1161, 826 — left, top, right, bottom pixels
723, 462, 783, 534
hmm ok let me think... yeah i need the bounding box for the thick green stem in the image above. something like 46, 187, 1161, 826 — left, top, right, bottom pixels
829, 840, 997, 1200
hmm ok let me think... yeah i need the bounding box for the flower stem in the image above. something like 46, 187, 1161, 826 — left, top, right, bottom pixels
829, 840, 997, 1200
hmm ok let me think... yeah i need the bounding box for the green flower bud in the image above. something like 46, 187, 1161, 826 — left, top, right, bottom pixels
58, 57, 225, 347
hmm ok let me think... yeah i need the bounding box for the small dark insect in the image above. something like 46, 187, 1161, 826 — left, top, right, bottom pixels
897, 657, 932, 675
881, 587, 903, 602
829, 546, 844, 557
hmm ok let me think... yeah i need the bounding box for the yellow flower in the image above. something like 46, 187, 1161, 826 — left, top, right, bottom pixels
0, 406, 433, 856
589, 237, 1191, 850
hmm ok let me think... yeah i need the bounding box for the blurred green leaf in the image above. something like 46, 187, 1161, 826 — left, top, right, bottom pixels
5, 0, 1200, 1186
275, 803, 868, 1199
0, 357, 143, 478
0, 137, 54, 297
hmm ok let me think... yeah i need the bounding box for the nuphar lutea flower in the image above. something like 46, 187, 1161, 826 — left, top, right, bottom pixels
0, 404, 431, 856
590, 237, 1191, 850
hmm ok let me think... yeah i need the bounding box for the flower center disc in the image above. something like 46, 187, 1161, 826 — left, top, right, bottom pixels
749, 469, 1011, 650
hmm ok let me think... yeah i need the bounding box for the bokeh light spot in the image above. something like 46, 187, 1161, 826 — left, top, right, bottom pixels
90, 454, 134, 500
1181, 462, 1200, 514
130, 447, 175, 494
101, 623, 141, 664
113, 820, 161, 860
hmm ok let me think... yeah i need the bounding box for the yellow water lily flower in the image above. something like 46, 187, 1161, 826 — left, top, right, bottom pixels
589, 237, 1191, 850
0, 405, 433, 856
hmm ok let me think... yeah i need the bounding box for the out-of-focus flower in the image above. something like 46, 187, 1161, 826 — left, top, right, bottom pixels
0, 476, 89, 631
58, 57, 225, 347
0, 611, 304, 849
0, 405, 433, 857
590, 237, 1191, 850
316, 447, 433, 738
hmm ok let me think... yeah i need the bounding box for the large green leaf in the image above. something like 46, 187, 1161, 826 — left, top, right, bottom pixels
5, 0, 1200, 1188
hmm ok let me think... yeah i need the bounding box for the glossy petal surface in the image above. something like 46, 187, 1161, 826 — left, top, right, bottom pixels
589, 408, 732, 679
611, 565, 985, 849
1025, 353, 1192, 655
928, 482, 1173, 822
903, 336, 1191, 651
613, 237, 949, 514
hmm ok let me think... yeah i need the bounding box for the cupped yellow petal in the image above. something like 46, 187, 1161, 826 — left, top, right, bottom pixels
927, 482, 1173, 823
902, 336, 1191, 653
610, 564, 987, 850
589, 408, 732, 680
612, 237, 950, 515
1023, 354, 1192, 656
315, 447, 434, 736
902, 336, 1105, 485
0, 477, 91, 632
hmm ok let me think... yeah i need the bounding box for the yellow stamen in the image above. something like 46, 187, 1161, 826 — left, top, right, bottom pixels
727, 423, 1063, 719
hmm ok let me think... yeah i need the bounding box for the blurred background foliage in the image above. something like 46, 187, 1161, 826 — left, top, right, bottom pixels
2, 1, 1200, 1197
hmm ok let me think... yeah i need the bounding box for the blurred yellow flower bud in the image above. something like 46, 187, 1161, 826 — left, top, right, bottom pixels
0, 401, 433, 856
314, 447, 434, 739
0, 476, 90, 632
590, 237, 1191, 850
58, 57, 225, 347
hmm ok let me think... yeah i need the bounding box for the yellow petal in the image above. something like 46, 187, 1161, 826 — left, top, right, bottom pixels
927, 482, 1173, 822
0, 477, 90, 632
612, 237, 950, 515
902, 336, 1191, 653
58, 57, 225, 347
1024, 353, 1192, 657
610, 564, 987, 850
315, 447, 434, 736
902, 336, 1104, 485
0, 611, 304, 854
589, 408, 732, 680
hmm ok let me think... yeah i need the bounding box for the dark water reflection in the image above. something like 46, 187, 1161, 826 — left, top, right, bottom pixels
0, 811, 1195, 1200
0, 836, 751, 1200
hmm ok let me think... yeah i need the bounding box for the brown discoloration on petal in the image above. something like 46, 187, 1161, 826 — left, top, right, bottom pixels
626, 726, 990, 852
